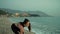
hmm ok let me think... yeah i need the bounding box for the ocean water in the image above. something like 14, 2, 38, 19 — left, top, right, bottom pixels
8, 17, 60, 34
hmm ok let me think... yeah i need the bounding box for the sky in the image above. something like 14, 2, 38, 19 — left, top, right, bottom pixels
0, 0, 60, 16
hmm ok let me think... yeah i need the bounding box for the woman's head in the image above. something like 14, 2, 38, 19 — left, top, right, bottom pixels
23, 18, 30, 27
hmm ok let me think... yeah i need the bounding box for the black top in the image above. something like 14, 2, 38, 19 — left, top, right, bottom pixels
19, 22, 24, 27
19, 22, 31, 32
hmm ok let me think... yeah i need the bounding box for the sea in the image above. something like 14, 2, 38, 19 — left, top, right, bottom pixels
8, 17, 60, 34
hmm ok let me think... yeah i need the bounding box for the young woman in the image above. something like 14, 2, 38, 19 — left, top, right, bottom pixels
11, 19, 31, 34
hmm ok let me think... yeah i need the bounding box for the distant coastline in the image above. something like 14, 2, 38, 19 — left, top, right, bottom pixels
0, 8, 52, 17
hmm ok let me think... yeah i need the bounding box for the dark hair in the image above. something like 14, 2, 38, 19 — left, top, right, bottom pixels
23, 18, 29, 24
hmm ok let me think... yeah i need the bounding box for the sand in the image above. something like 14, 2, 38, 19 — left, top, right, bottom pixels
0, 16, 35, 34
0, 16, 13, 34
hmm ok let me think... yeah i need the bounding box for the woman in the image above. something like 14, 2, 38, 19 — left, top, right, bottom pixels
11, 19, 31, 34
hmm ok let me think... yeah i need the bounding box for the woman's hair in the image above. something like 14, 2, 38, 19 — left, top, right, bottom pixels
23, 18, 29, 24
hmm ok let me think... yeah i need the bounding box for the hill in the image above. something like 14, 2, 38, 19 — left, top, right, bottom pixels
0, 8, 52, 17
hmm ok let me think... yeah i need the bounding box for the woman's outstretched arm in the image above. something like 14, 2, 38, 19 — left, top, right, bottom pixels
18, 24, 24, 34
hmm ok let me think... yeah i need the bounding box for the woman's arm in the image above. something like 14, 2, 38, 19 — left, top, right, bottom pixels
18, 24, 24, 34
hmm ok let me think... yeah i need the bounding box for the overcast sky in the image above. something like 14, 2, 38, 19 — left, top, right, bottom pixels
0, 0, 60, 16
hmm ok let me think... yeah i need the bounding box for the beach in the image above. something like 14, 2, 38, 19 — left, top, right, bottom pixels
0, 16, 35, 34
0, 16, 13, 34
0, 16, 60, 34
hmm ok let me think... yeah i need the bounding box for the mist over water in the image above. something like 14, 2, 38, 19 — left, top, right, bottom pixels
0, 0, 60, 16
